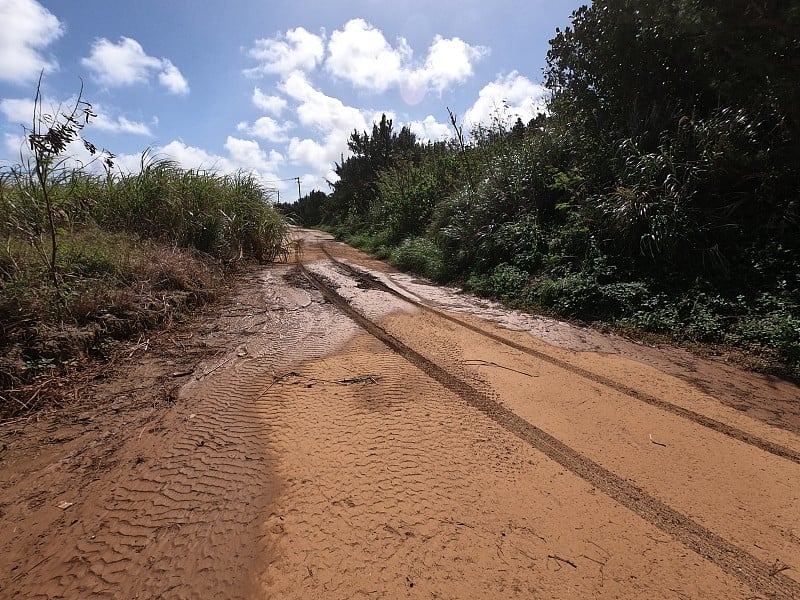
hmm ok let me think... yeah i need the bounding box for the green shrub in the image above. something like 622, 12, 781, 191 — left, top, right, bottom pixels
467, 263, 532, 305
389, 237, 445, 280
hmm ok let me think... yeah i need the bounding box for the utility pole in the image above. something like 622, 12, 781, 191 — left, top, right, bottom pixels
296, 177, 301, 201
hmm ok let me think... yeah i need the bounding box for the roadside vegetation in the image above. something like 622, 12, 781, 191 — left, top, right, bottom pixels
1, 83, 288, 418
277, 0, 800, 380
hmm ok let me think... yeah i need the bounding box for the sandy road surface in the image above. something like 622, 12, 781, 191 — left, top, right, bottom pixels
1, 228, 798, 599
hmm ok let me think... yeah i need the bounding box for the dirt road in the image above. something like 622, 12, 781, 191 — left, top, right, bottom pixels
1, 229, 799, 599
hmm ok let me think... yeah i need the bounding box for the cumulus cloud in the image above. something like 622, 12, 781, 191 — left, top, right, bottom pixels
224, 136, 284, 173
280, 70, 368, 135
252, 87, 287, 115
244, 27, 325, 78
324, 19, 487, 103
158, 59, 190, 95
1, 95, 152, 136
278, 70, 387, 180
81, 37, 189, 94
0, 97, 37, 124
92, 112, 152, 136
2, 132, 27, 164
287, 137, 330, 170
408, 115, 451, 143
236, 116, 292, 142
0, 0, 63, 84
326, 19, 409, 93
245, 20, 486, 104
421, 36, 487, 93
465, 71, 549, 128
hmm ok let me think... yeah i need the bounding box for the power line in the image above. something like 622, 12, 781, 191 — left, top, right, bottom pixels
263, 176, 302, 201
261, 176, 301, 183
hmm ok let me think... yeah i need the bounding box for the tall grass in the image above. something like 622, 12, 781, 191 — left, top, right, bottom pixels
2, 150, 290, 326
1, 151, 291, 415
92, 152, 290, 261
2, 152, 289, 262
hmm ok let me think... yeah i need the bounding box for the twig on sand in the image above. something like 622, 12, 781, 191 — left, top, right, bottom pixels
256, 371, 302, 399
336, 375, 379, 385
195, 355, 235, 380
127, 337, 150, 357
256, 372, 380, 399
769, 559, 791, 576
463, 359, 537, 378
649, 434, 668, 447
548, 554, 577, 569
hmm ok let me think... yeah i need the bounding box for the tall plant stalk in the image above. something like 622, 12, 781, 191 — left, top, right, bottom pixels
26, 71, 112, 283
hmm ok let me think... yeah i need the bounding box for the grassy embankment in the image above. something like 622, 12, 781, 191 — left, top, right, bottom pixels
1, 154, 288, 418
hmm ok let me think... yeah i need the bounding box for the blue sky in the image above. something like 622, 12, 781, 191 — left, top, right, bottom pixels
0, 0, 583, 200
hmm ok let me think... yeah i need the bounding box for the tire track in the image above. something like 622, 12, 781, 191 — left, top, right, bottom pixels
3, 269, 360, 600
299, 261, 800, 600
321, 247, 800, 466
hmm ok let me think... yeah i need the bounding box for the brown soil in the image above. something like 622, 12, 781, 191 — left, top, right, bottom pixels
1, 228, 798, 599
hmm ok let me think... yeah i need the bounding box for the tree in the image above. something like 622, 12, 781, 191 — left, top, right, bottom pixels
329, 114, 418, 224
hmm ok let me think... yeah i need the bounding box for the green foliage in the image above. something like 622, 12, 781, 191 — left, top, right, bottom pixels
373, 160, 440, 242
275, 189, 328, 226
467, 263, 533, 305
330, 114, 418, 224
92, 152, 288, 262
317, 0, 800, 378
734, 311, 800, 369
389, 237, 445, 280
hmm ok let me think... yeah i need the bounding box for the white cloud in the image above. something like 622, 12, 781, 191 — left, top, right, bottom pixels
279, 71, 377, 178
252, 87, 287, 115
158, 59, 190, 95
0, 97, 36, 124
244, 27, 325, 78
324, 19, 487, 103
421, 36, 487, 93
287, 137, 330, 169
81, 37, 189, 94
325, 19, 409, 93
280, 71, 368, 135
82, 37, 160, 86
2, 132, 26, 163
92, 113, 152, 136
465, 71, 549, 129
224, 136, 284, 173
236, 116, 292, 142
1, 96, 152, 136
408, 115, 451, 143
0, 0, 63, 84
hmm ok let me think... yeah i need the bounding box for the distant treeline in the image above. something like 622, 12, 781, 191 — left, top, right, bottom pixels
275, 0, 800, 378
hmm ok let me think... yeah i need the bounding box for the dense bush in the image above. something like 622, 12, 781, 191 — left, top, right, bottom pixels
93, 154, 289, 262
295, 0, 800, 378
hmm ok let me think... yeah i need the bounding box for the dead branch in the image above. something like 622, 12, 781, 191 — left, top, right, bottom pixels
463, 359, 537, 378
548, 554, 577, 569
769, 559, 791, 576
649, 434, 668, 447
